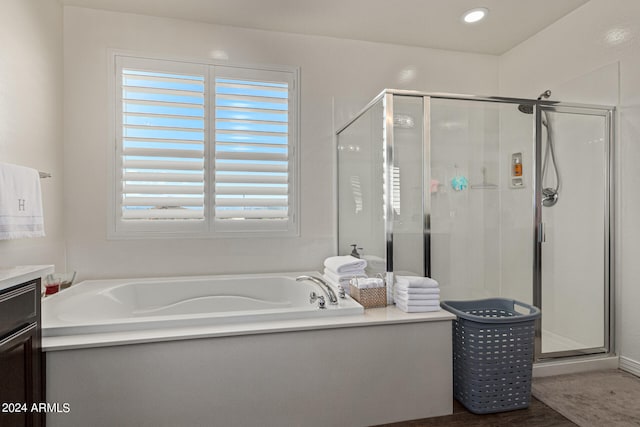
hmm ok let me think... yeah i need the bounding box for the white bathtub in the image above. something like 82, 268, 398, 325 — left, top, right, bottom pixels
42, 272, 364, 336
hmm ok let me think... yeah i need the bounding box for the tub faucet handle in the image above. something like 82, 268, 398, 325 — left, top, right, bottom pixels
337, 285, 346, 299
309, 292, 326, 309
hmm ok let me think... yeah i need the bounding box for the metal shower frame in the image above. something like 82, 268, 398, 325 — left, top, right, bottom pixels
336, 89, 616, 361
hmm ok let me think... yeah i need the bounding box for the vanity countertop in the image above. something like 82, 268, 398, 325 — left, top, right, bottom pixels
0, 265, 54, 292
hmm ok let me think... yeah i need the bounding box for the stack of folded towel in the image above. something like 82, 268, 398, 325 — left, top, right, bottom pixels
322, 255, 367, 295
394, 275, 440, 313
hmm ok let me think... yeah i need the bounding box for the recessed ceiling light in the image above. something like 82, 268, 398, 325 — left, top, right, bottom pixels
462, 7, 489, 24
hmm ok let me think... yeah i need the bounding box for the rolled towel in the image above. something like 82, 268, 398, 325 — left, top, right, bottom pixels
394, 296, 439, 306
395, 302, 440, 313
323, 268, 366, 284
324, 255, 367, 274
394, 290, 439, 301
395, 276, 439, 289
351, 277, 384, 289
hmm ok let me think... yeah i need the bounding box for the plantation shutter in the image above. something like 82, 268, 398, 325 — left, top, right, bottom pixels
213, 67, 294, 232
118, 57, 207, 223
113, 55, 298, 237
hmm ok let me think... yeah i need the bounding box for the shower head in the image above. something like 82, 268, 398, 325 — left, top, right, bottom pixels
517, 89, 552, 114
518, 104, 534, 114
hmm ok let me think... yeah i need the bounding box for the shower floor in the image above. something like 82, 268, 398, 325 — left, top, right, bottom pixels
542, 329, 592, 354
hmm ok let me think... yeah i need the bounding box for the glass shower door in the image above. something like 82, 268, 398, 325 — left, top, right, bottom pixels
429, 98, 536, 303
537, 106, 612, 358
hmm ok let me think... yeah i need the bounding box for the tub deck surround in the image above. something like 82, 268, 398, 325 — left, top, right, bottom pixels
46, 310, 455, 427
43, 303, 455, 350
43, 272, 455, 426
0, 265, 54, 292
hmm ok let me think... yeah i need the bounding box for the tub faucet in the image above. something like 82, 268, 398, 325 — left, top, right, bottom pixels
296, 275, 338, 305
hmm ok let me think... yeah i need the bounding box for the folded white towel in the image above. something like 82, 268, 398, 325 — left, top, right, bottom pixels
394, 290, 439, 301
323, 268, 366, 284
394, 287, 440, 295
395, 302, 440, 313
0, 163, 45, 240
394, 296, 439, 306
396, 276, 439, 289
324, 255, 367, 274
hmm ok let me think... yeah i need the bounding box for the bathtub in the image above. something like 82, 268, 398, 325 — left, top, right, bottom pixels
42, 272, 364, 336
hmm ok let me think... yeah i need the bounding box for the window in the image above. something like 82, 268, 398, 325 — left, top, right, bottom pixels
111, 55, 299, 238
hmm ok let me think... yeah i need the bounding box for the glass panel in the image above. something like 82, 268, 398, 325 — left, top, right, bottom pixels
429, 98, 535, 303
337, 99, 386, 275
391, 95, 425, 276
540, 109, 607, 354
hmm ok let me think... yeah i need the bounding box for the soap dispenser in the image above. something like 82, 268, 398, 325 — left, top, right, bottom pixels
350, 244, 361, 259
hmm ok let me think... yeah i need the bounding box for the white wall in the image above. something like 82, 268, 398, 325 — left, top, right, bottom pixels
499, 0, 640, 370
0, 0, 65, 269
63, 6, 498, 280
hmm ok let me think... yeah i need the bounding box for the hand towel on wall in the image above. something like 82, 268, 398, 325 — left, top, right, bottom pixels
0, 163, 45, 240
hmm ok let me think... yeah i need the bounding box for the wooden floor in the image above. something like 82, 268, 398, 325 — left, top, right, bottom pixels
376, 398, 577, 427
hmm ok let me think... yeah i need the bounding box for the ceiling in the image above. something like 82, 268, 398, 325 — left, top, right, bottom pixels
59, 0, 590, 55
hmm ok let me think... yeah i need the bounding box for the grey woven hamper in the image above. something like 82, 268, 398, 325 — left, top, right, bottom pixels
440, 298, 541, 414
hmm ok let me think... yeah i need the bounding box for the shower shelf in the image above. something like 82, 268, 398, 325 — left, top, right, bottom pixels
470, 184, 498, 189
470, 167, 498, 189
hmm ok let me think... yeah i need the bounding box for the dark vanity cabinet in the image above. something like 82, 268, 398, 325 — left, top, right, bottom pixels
0, 279, 44, 427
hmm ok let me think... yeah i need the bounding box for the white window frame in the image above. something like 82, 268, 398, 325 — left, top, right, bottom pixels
108, 51, 300, 239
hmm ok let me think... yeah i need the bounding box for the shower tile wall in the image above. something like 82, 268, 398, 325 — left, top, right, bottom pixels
430, 99, 501, 300
498, 107, 535, 306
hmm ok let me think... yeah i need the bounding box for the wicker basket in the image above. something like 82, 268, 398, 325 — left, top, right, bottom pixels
350, 285, 386, 308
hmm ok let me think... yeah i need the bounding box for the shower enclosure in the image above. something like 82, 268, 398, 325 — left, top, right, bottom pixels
336, 90, 614, 361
